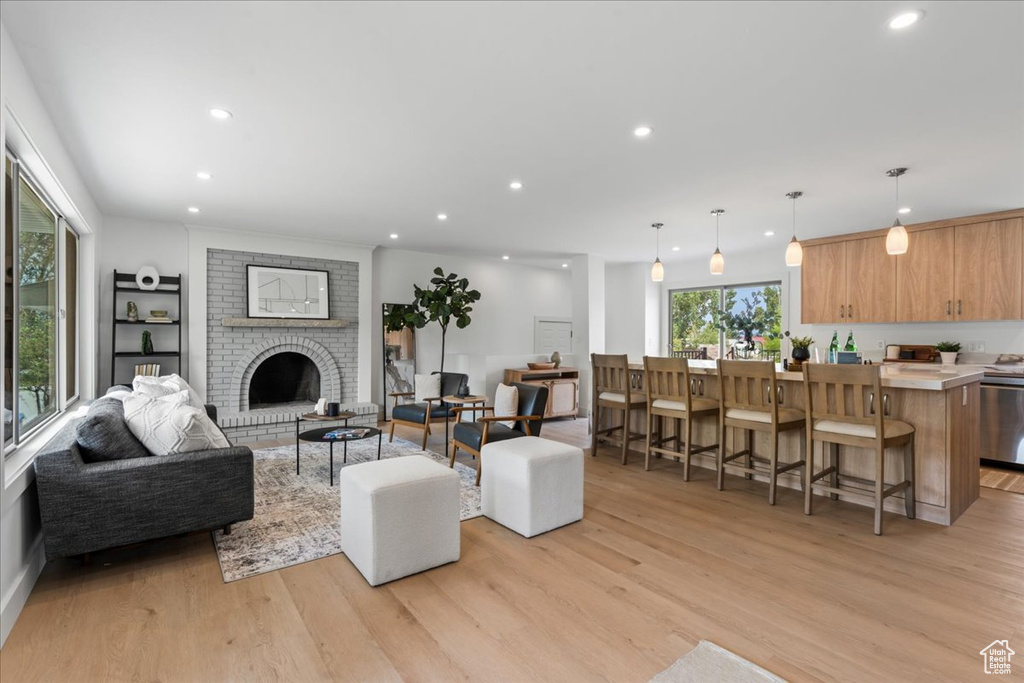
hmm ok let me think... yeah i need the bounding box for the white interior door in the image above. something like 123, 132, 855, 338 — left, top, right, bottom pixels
534, 319, 572, 355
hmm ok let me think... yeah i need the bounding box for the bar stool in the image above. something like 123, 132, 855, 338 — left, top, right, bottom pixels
802, 364, 915, 536
642, 356, 719, 479
717, 360, 806, 505
591, 353, 647, 465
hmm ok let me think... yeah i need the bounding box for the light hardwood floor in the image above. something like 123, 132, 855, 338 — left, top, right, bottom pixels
2, 418, 1022, 682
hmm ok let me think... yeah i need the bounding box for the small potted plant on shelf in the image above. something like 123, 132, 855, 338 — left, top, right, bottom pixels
936, 341, 961, 365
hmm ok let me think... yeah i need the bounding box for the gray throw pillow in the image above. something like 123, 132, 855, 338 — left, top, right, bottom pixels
76, 396, 151, 462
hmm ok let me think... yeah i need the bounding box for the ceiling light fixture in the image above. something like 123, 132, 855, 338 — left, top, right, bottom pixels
634, 125, 653, 138
898, 207, 912, 214
671, 246, 680, 252
502, 255, 510, 260
209, 108, 233, 120
765, 231, 775, 237
709, 210, 725, 275
187, 206, 200, 213
509, 181, 523, 190
785, 191, 804, 267
437, 213, 448, 221
196, 171, 212, 180
885, 167, 910, 255
888, 11, 923, 29
561, 263, 568, 268
389, 233, 398, 239
650, 222, 665, 282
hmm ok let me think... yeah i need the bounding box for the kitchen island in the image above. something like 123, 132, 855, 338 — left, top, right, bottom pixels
623, 361, 983, 526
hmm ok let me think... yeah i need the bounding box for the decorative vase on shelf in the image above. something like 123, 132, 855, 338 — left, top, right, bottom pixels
550, 351, 562, 368
126, 301, 138, 322
141, 330, 154, 356
792, 346, 811, 362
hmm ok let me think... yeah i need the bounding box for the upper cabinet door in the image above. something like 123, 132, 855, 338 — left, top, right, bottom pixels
954, 218, 1023, 321
896, 227, 955, 322
801, 242, 847, 324
846, 236, 896, 323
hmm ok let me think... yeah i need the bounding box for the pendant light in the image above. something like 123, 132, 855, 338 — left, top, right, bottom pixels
650, 222, 665, 282
885, 167, 909, 255
784, 191, 803, 267
709, 210, 725, 275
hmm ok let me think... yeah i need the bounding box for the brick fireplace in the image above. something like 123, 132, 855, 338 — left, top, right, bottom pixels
206, 248, 376, 443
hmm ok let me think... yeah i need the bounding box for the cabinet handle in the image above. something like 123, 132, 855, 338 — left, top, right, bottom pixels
847, 304, 853, 319
946, 300, 951, 316
840, 305, 845, 319
957, 299, 962, 316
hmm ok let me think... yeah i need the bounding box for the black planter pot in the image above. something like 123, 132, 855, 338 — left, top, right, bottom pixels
792, 346, 811, 362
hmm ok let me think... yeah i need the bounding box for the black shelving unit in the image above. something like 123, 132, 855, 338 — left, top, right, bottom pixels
111, 270, 183, 387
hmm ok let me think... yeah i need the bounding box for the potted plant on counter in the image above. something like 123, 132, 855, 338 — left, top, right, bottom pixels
936, 341, 961, 365
789, 335, 814, 363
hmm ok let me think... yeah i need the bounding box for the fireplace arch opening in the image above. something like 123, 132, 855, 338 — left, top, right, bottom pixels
248, 352, 321, 408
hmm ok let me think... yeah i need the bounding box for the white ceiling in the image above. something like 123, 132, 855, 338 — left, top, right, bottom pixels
2, 1, 1022, 268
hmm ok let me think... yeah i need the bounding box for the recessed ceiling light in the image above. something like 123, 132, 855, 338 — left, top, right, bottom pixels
509, 181, 523, 190
502, 255, 510, 260
389, 233, 398, 239
187, 206, 200, 213
209, 108, 233, 120
561, 263, 568, 268
437, 213, 448, 221
764, 231, 775, 237
898, 207, 912, 214
634, 125, 653, 138
671, 246, 680, 252
888, 11, 922, 29
196, 171, 212, 180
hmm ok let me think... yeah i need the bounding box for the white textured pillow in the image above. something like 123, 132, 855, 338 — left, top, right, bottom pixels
133, 373, 205, 410
494, 383, 518, 429
414, 373, 441, 403
123, 389, 230, 455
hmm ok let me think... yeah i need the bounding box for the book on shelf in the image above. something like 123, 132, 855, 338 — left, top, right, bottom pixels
324, 427, 372, 440
133, 363, 161, 377
144, 317, 173, 323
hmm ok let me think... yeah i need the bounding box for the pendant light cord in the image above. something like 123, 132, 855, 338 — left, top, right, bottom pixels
895, 173, 900, 212
792, 196, 797, 238
715, 213, 720, 249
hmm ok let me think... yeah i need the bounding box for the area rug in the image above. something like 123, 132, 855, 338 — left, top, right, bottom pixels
650, 641, 787, 683
211, 436, 481, 582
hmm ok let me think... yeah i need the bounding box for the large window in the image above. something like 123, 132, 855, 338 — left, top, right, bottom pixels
3, 150, 79, 451
669, 282, 782, 361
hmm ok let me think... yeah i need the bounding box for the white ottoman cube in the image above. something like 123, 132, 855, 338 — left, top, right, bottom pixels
481, 437, 584, 538
339, 455, 460, 586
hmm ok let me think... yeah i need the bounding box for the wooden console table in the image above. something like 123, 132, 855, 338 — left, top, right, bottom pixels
503, 367, 579, 419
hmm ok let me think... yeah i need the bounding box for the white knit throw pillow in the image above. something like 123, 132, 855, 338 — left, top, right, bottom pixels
133, 373, 205, 410
123, 389, 229, 455
494, 383, 518, 429
414, 373, 441, 403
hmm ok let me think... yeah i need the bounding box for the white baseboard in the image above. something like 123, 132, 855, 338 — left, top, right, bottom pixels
0, 535, 45, 648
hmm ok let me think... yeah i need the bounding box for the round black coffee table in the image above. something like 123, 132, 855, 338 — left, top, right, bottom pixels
297, 425, 382, 486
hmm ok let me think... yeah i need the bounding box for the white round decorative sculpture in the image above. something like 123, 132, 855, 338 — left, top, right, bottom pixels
136, 266, 160, 291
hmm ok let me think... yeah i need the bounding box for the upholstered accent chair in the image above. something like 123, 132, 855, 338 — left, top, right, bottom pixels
449, 382, 549, 486
388, 372, 469, 450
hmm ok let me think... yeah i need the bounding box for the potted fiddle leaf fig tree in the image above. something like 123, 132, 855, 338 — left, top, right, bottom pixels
401, 267, 481, 378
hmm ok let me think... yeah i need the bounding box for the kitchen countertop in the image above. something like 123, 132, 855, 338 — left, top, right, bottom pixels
627, 359, 986, 391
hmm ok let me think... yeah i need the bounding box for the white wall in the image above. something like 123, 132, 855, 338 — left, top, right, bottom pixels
1, 23, 103, 646
97, 216, 189, 388
605, 262, 662, 361
659, 248, 1024, 361
372, 248, 574, 407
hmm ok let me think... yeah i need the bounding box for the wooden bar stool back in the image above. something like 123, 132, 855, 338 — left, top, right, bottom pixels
642, 356, 719, 479
591, 353, 647, 465
802, 364, 915, 535
717, 359, 806, 505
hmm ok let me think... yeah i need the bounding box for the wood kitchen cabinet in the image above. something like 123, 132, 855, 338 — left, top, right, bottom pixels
801, 237, 895, 324
953, 218, 1022, 321
896, 227, 956, 322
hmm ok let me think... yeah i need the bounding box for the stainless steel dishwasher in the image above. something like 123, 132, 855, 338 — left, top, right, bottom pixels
981, 374, 1024, 469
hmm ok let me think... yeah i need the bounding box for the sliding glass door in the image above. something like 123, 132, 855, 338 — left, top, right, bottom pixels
669, 282, 782, 361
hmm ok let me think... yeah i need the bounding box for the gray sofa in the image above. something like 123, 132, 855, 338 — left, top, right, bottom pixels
34, 399, 254, 561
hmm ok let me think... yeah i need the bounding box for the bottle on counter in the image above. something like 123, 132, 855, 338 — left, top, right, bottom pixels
844, 330, 857, 352
829, 331, 839, 364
